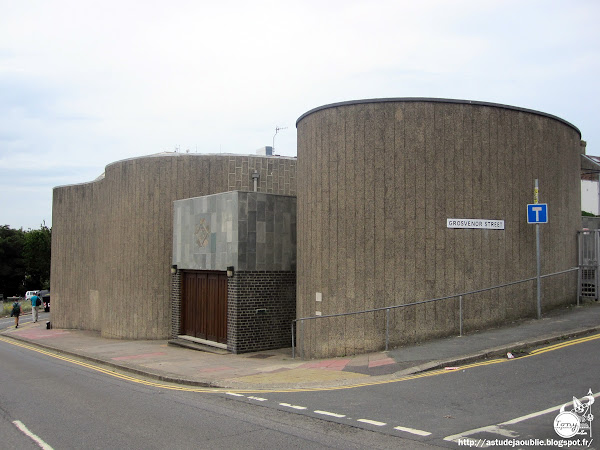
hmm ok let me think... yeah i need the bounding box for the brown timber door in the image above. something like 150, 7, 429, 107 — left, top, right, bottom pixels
181, 271, 228, 344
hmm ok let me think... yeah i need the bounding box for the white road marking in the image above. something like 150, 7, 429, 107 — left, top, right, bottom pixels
393, 425, 432, 436
314, 410, 346, 418
484, 426, 519, 438
444, 424, 516, 442
444, 391, 600, 442
248, 396, 268, 401
357, 419, 387, 426
12, 420, 54, 450
225, 392, 244, 397
279, 403, 307, 410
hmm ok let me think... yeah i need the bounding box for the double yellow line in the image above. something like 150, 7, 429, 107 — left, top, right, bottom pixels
1, 332, 599, 394
0, 336, 223, 393
525, 332, 600, 356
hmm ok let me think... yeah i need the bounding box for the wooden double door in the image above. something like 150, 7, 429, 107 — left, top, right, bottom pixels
181, 271, 228, 344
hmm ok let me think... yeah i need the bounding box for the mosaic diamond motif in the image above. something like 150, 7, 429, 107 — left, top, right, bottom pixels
195, 218, 210, 248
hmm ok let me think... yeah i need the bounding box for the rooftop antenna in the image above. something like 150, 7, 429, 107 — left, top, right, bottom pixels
273, 126, 287, 153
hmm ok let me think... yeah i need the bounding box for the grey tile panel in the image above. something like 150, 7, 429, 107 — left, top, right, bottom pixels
173, 191, 296, 272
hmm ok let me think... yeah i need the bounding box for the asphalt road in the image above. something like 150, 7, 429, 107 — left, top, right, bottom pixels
0, 337, 431, 449
2, 315, 598, 449
218, 334, 600, 448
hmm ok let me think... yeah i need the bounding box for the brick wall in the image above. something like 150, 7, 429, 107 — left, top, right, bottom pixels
227, 271, 296, 353
170, 270, 181, 338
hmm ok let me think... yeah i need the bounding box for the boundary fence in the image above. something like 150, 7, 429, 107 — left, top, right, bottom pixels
579, 230, 600, 300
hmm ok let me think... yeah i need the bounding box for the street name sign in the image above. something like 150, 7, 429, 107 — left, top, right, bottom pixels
447, 219, 505, 230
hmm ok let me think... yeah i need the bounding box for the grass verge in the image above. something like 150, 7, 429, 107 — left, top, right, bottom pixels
3, 301, 32, 317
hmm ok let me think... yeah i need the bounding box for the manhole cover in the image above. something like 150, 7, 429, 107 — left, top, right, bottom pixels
247, 354, 275, 359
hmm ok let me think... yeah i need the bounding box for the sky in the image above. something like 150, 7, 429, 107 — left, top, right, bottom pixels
1, 0, 599, 230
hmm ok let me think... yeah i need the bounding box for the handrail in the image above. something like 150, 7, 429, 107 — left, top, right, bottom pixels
292, 267, 579, 358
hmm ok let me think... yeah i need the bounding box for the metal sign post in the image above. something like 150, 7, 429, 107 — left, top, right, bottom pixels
529, 179, 544, 319
534, 183, 542, 319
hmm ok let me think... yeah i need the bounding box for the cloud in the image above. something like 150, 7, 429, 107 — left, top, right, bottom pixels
0, 0, 599, 229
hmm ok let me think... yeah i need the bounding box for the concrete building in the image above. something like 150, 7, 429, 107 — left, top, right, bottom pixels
51, 153, 296, 348
51, 98, 584, 359
171, 191, 296, 353
295, 98, 583, 358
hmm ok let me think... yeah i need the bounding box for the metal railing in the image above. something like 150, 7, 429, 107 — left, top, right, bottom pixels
291, 267, 579, 359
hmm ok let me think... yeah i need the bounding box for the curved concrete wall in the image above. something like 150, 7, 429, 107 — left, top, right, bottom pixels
296, 98, 582, 358
51, 153, 296, 339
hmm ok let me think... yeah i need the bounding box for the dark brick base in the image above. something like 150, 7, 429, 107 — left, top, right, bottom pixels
227, 271, 296, 354
170, 270, 182, 338
171, 270, 296, 353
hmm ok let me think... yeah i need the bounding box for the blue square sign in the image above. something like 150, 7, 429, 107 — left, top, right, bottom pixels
527, 204, 548, 224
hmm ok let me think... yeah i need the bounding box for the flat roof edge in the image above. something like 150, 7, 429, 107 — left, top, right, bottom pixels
105, 152, 296, 171
53, 153, 296, 190
53, 174, 105, 190
296, 97, 581, 137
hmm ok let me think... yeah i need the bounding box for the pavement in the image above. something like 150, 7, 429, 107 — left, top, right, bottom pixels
2, 300, 600, 391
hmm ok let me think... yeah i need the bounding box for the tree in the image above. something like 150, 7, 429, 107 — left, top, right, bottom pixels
0, 224, 51, 298
0, 226, 26, 297
23, 224, 51, 291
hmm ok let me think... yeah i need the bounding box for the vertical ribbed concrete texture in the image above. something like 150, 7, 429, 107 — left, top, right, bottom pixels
51, 154, 296, 339
296, 99, 582, 358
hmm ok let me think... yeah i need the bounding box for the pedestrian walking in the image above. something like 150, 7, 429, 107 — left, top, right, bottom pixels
31, 292, 41, 323
10, 300, 21, 328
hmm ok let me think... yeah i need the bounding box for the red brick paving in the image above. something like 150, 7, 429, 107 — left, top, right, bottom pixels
368, 357, 396, 368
